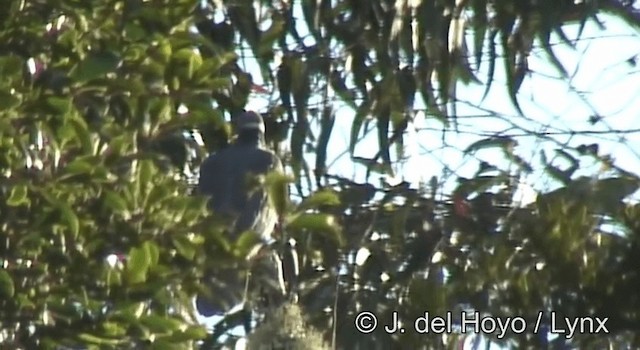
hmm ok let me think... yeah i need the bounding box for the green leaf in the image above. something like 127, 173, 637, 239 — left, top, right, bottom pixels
138, 159, 156, 207
126, 246, 150, 284
148, 182, 172, 207
77, 333, 126, 346
101, 321, 127, 337
0, 270, 15, 298
149, 39, 172, 64
112, 301, 146, 320
123, 22, 147, 41
172, 48, 203, 80
62, 158, 94, 178
139, 315, 183, 333
46, 96, 73, 115
172, 235, 196, 260
68, 117, 92, 153
0, 55, 23, 78
104, 190, 130, 217
139, 159, 155, 188
234, 230, 262, 259
214, 51, 238, 70
123, 43, 146, 62
265, 171, 293, 217
143, 241, 160, 267
7, 184, 28, 206
60, 203, 80, 239
148, 340, 184, 350
287, 213, 343, 247
71, 51, 121, 82
0, 90, 20, 110
161, 326, 208, 342
298, 189, 341, 211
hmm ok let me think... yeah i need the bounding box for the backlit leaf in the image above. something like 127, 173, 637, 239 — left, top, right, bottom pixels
287, 213, 343, 247
7, 184, 28, 206
126, 246, 150, 284
143, 241, 160, 267
266, 171, 293, 217
298, 189, 341, 211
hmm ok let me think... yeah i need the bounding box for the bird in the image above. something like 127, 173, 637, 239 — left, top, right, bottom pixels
195, 110, 288, 317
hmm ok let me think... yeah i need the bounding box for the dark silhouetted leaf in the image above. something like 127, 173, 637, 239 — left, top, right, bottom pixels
464, 136, 517, 155
349, 101, 371, 155
315, 107, 335, 180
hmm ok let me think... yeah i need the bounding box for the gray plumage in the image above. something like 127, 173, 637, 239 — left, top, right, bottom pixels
196, 111, 286, 317
197, 140, 281, 240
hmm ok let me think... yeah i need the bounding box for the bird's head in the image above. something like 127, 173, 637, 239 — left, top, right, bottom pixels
232, 110, 266, 145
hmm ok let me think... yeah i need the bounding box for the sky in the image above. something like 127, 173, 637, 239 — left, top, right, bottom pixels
237, 6, 640, 207
196, 4, 640, 349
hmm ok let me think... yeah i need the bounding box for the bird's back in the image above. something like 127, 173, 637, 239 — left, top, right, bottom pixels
198, 143, 281, 239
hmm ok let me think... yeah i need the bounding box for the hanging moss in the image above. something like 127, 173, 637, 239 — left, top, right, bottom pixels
246, 302, 330, 350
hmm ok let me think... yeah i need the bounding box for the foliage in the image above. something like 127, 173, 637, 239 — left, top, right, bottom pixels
1, 0, 640, 349
0, 0, 232, 348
